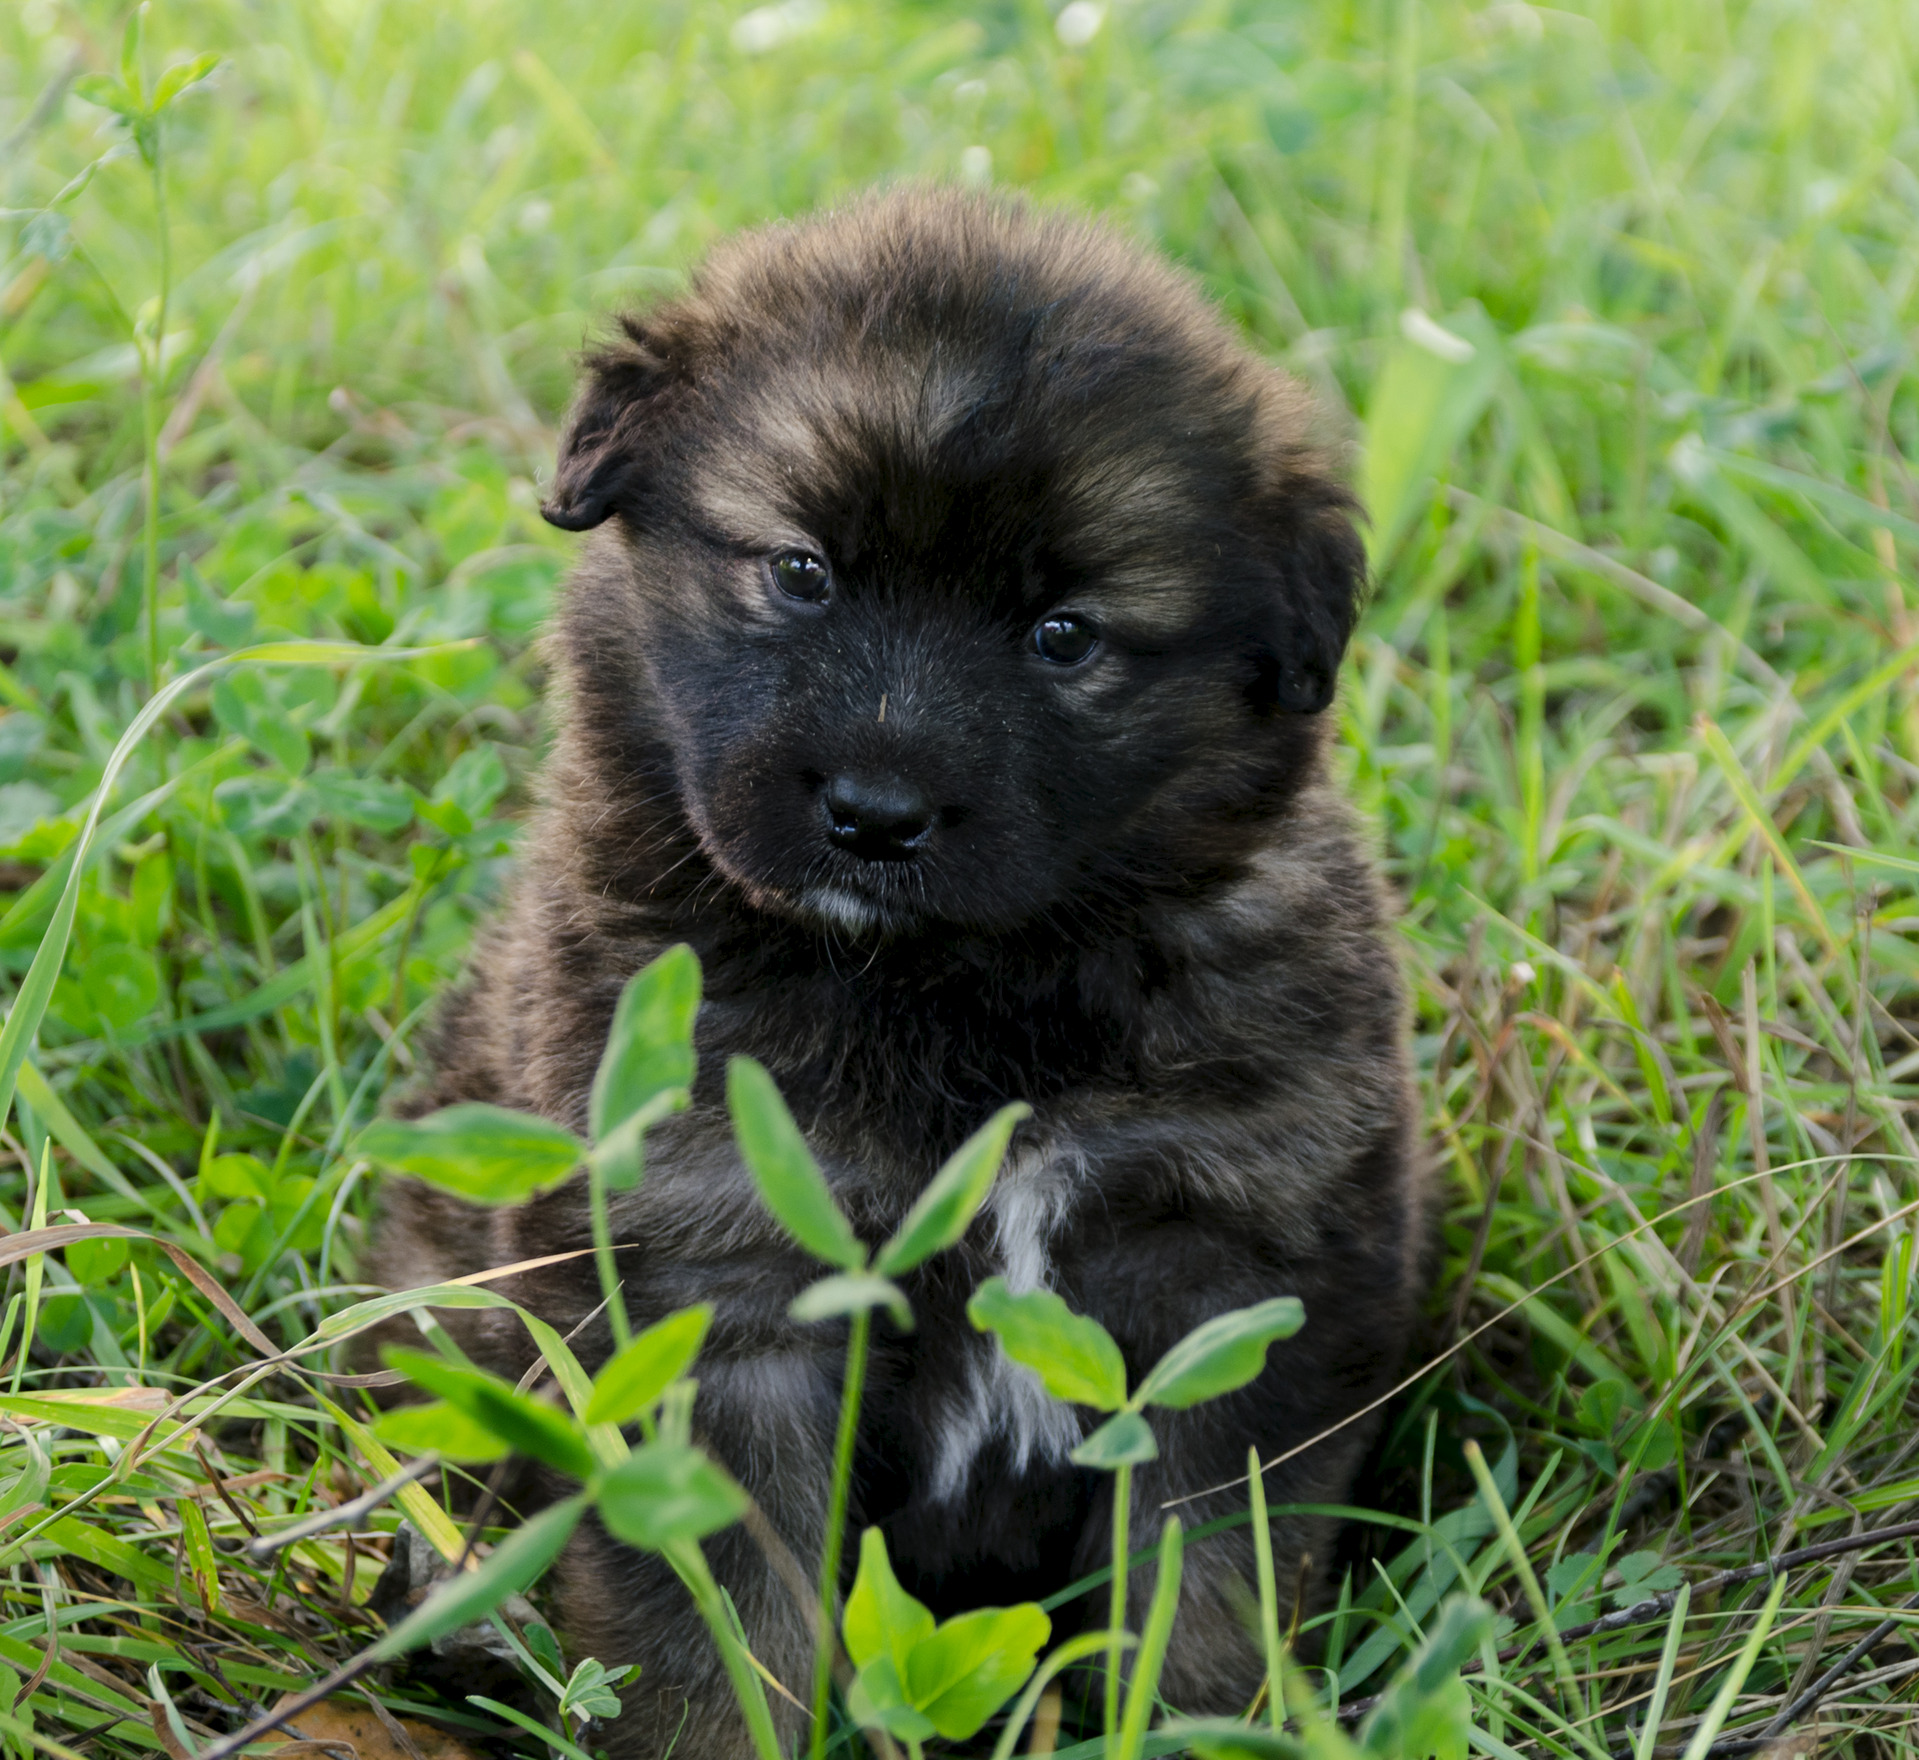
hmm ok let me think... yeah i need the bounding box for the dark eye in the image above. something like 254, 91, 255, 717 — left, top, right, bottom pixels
769, 549, 831, 603
1034, 614, 1099, 665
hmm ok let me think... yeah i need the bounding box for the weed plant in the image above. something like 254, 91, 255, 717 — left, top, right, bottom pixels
0, 0, 1916, 1756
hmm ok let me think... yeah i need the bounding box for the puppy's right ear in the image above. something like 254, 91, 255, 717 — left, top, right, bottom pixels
540, 319, 687, 533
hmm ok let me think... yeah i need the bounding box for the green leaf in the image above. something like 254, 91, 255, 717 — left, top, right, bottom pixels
370, 1496, 586, 1659
150, 51, 220, 110
726, 1057, 864, 1269
907, 1603, 1051, 1740
788, 1272, 913, 1330
874, 1101, 1028, 1275
595, 1442, 747, 1550
311, 768, 414, 834
314, 1281, 519, 1341
81, 944, 160, 1031
590, 946, 701, 1141
374, 1399, 510, 1464
119, 5, 145, 99
354, 1104, 585, 1204
966, 1277, 1127, 1412
583, 1304, 713, 1426
590, 1094, 680, 1193
1358, 1595, 1495, 1760
1070, 1410, 1158, 1469
72, 73, 140, 118
845, 1658, 938, 1742
843, 1526, 934, 1675
210, 670, 311, 776
383, 1348, 597, 1480
558, 1656, 638, 1723
1132, 1296, 1305, 1410
428, 745, 509, 832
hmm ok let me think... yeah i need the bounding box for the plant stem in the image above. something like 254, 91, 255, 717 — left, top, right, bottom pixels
810, 1305, 869, 1760
1247, 1447, 1283, 1732
1104, 1459, 1132, 1754
1115, 1518, 1182, 1760
142, 146, 171, 694
587, 1158, 632, 1351
667, 1540, 783, 1760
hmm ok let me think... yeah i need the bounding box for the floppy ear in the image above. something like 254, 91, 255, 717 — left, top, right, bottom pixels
1249, 491, 1367, 715
540, 318, 688, 533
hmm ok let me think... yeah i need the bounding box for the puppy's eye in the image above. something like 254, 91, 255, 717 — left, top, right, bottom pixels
769, 549, 831, 603
1034, 614, 1099, 665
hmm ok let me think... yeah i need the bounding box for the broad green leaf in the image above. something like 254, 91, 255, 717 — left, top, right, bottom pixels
558, 1656, 637, 1723
789, 1272, 913, 1330
874, 1102, 1028, 1275
590, 946, 701, 1141
1132, 1297, 1305, 1410
583, 1304, 713, 1426
907, 1603, 1051, 1740
1070, 1410, 1158, 1469
72, 73, 140, 118
374, 1399, 510, 1463
370, 1495, 587, 1659
966, 1277, 1127, 1412
383, 1348, 596, 1480
595, 1442, 747, 1549
1358, 1596, 1495, 1760
590, 1087, 685, 1192
843, 1526, 934, 1675
151, 51, 220, 109
202, 1151, 271, 1201
846, 1658, 938, 1742
726, 1057, 864, 1269
428, 745, 509, 831
82, 944, 160, 1031
353, 1104, 585, 1204
311, 768, 414, 834
210, 670, 310, 776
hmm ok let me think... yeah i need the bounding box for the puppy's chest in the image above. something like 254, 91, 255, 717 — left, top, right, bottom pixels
919, 1152, 1087, 1503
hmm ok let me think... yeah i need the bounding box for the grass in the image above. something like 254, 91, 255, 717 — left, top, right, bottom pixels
0, 0, 1917, 1754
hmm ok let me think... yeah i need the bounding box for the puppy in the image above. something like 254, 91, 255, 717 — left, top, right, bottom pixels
371, 190, 1425, 1757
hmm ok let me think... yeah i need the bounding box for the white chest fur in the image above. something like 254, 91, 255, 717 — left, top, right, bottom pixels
926, 1145, 1085, 1502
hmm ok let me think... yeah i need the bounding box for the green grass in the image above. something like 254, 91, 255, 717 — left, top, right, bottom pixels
1, 0, 1917, 1754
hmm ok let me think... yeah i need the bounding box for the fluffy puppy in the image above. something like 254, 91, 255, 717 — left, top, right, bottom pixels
371, 189, 1425, 1757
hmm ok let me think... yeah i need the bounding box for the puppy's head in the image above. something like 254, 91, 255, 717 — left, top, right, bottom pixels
548, 191, 1364, 937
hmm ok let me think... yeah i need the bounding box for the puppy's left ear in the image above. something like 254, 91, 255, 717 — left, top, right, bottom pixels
1250, 491, 1367, 716
540, 318, 689, 533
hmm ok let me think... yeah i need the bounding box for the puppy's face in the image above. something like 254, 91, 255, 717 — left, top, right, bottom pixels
545, 197, 1363, 937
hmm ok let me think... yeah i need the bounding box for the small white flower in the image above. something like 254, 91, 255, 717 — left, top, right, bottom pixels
1508, 960, 1536, 988
1055, 2, 1105, 48
731, 0, 825, 55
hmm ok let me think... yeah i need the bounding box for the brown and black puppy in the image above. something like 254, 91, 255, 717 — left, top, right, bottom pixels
371, 190, 1425, 1757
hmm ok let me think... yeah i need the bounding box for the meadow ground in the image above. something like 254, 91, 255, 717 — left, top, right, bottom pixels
0, 0, 1917, 1754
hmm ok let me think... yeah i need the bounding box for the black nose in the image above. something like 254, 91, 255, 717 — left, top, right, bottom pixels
823, 773, 935, 861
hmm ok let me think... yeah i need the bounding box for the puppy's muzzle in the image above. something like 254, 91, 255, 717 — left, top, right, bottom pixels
823, 772, 934, 862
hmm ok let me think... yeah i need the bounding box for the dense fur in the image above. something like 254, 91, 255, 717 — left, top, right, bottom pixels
370, 190, 1425, 1757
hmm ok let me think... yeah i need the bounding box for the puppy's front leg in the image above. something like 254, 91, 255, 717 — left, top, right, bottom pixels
549, 1339, 842, 1760
1064, 1200, 1418, 1720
